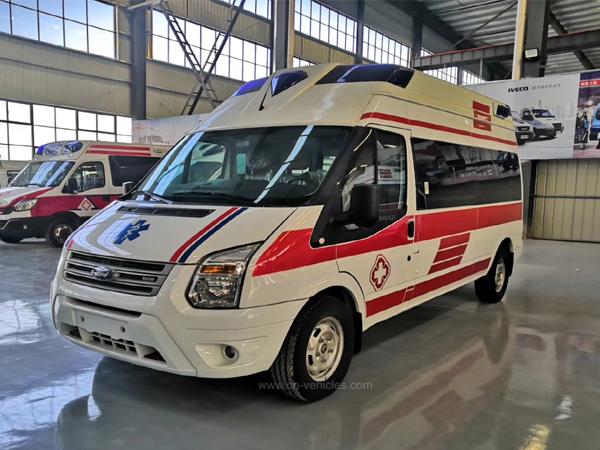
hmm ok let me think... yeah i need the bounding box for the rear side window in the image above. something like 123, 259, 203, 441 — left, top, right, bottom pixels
412, 138, 521, 210
109, 156, 160, 187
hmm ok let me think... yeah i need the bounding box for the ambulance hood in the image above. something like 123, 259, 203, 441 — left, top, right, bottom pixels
0, 186, 50, 209
67, 200, 296, 264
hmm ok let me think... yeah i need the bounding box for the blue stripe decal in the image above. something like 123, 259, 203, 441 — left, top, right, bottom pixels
178, 208, 247, 263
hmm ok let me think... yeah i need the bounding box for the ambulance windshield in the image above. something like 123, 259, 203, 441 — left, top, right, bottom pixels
137, 126, 351, 206
10, 160, 75, 188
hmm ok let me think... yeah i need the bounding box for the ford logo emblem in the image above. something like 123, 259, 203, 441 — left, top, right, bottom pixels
91, 266, 114, 281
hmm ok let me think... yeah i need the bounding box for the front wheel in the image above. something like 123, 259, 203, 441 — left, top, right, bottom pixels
45, 216, 77, 248
475, 247, 511, 303
270, 295, 354, 402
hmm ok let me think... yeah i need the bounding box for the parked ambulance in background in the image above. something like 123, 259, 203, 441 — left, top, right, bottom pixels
51, 64, 523, 402
0, 141, 167, 246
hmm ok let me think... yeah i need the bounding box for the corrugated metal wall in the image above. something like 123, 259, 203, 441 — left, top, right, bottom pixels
532, 159, 600, 242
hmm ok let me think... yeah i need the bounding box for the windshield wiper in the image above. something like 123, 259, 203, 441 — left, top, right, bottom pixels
131, 190, 172, 204
27, 183, 42, 186
168, 190, 254, 205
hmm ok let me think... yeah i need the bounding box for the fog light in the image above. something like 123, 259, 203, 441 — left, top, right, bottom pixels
223, 345, 238, 361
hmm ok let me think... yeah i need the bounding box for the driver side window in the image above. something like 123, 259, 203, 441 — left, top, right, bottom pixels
70, 162, 105, 192
341, 129, 407, 222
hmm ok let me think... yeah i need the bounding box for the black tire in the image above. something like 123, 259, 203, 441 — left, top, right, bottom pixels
270, 295, 354, 402
0, 235, 22, 244
475, 246, 511, 304
45, 216, 78, 248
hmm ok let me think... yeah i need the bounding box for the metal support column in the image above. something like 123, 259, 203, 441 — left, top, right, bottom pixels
272, 0, 294, 70
522, 0, 550, 78
410, 5, 423, 67
354, 0, 365, 64
130, 1, 147, 120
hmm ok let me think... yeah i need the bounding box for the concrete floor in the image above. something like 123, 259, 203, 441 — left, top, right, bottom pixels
1, 239, 600, 449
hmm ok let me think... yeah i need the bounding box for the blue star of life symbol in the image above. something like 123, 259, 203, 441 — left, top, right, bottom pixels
114, 220, 150, 245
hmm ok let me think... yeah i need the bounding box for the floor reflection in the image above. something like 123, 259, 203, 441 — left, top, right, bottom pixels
3, 240, 600, 450
52, 299, 514, 450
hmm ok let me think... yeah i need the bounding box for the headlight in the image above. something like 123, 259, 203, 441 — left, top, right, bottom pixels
14, 199, 37, 211
187, 243, 261, 309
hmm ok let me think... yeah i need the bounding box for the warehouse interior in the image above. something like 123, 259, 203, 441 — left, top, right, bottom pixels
2, 0, 600, 448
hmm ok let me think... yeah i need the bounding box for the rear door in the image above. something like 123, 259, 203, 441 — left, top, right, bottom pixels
335, 127, 420, 317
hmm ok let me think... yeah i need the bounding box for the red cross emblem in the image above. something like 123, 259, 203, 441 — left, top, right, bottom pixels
78, 198, 95, 211
370, 254, 391, 291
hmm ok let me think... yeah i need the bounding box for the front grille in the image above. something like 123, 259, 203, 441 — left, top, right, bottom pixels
64, 251, 173, 296
63, 324, 166, 364
517, 126, 530, 132
553, 123, 562, 131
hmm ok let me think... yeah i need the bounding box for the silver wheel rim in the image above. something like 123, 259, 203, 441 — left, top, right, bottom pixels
54, 224, 73, 243
494, 258, 506, 293
306, 316, 344, 382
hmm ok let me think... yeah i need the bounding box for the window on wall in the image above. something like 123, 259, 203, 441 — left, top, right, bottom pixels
462, 70, 486, 85
223, 0, 271, 19
292, 56, 314, 67
421, 49, 459, 84
0, 0, 116, 58
363, 26, 409, 67
151, 10, 270, 81
0, 100, 133, 161
294, 0, 356, 53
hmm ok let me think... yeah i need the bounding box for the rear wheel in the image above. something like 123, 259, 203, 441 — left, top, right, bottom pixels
45, 216, 77, 248
475, 247, 511, 304
270, 295, 354, 402
0, 235, 22, 244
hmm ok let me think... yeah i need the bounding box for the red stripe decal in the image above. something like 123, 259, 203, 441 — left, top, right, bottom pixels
472, 101, 490, 113
253, 202, 521, 277
253, 216, 413, 277
360, 112, 516, 146
433, 244, 467, 263
2, 188, 52, 209
252, 229, 336, 277
366, 258, 491, 317
428, 256, 462, 274
170, 208, 240, 263
439, 233, 470, 249
88, 150, 151, 157
478, 202, 523, 228
90, 144, 151, 151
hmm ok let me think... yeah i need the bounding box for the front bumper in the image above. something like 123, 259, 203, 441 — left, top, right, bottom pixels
515, 130, 534, 143
51, 266, 306, 378
534, 128, 556, 139
0, 216, 49, 239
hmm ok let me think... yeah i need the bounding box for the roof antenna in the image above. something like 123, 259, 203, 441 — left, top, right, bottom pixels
258, 77, 272, 111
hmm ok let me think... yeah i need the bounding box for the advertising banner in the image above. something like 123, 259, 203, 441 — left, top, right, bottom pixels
575, 70, 600, 158
468, 73, 579, 160
132, 113, 208, 146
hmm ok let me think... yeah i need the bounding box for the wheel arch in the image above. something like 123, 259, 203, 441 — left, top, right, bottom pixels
498, 237, 514, 277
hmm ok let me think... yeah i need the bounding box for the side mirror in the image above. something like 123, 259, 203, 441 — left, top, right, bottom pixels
349, 184, 379, 228
65, 177, 79, 194
122, 181, 135, 195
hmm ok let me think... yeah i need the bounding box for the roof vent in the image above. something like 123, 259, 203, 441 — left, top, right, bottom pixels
270, 70, 308, 96
234, 77, 269, 96
317, 64, 414, 88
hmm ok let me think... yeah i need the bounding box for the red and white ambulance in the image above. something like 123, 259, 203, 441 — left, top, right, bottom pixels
0, 141, 166, 246
51, 64, 523, 401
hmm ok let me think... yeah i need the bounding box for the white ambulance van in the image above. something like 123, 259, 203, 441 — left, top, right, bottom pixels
51, 64, 523, 402
0, 141, 167, 246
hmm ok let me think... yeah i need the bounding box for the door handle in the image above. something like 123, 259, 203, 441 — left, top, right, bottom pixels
407, 219, 415, 240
